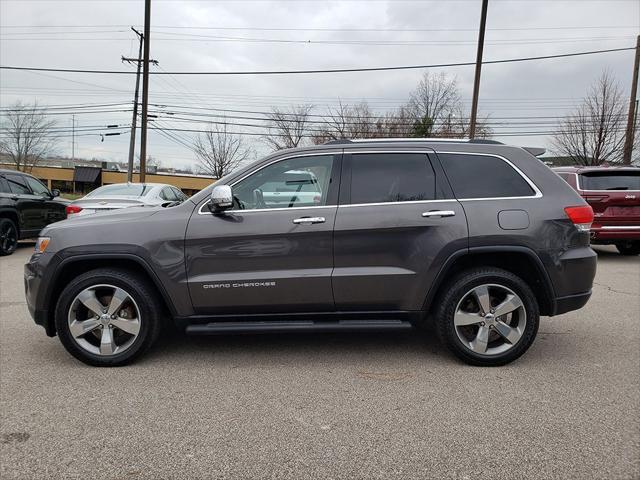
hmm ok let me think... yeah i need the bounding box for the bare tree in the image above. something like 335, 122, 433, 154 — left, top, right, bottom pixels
0, 101, 57, 171
311, 101, 412, 144
407, 72, 461, 136
552, 71, 626, 166
263, 104, 314, 150
193, 122, 253, 178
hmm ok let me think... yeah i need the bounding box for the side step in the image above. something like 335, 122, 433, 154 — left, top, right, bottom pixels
185, 319, 413, 335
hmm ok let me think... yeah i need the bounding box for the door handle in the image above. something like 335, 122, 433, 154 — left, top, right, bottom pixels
422, 210, 456, 218
293, 216, 326, 224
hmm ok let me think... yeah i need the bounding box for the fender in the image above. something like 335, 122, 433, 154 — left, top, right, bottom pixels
42, 249, 179, 318
422, 245, 557, 314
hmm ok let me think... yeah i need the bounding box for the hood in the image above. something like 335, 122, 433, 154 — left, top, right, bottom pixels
42, 206, 161, 234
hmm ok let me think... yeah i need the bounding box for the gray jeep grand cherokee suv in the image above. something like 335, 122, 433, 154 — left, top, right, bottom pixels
24, 139, 597, 367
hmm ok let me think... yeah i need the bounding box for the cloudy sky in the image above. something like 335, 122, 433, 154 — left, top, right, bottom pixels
1, 0, 638, 171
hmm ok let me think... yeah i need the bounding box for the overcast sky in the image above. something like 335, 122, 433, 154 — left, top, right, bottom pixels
1, 0, 638, 171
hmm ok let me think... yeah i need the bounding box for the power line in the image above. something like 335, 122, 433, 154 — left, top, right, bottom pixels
0, 46, 634, 76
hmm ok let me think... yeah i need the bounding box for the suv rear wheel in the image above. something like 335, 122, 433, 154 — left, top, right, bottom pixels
54, 268, 161, 367
435, 267, 540, 366
0, 218, 18, 256
615, 242, 640, 256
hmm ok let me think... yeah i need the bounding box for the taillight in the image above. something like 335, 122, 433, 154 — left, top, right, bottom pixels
564, 205, 594, 232
66, 205, 83, 215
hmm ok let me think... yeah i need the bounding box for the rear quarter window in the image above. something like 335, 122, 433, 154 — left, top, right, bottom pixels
579, 172, 640, 191
438, 153, 535, 199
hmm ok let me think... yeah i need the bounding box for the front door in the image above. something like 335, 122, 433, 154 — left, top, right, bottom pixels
4, 173, 46, 234
332, 150, 468, 311
185, 152, 341, 315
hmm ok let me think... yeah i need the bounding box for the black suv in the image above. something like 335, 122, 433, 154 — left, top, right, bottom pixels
0, 168, 67, 256
24, 139, 597, 367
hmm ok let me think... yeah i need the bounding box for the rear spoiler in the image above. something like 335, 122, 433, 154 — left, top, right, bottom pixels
523, 147, 546, 157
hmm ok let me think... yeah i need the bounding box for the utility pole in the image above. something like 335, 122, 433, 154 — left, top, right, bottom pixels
622, 34, 639, 165
469, 0, 488, 139
139, 0, 151, 182
122, 27, 157, 182
71, 114, 75, 161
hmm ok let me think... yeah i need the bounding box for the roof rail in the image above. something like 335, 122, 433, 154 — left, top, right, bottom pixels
322, 137, 504, 145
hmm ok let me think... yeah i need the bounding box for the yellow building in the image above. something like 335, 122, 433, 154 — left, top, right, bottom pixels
0, 163, 215, 196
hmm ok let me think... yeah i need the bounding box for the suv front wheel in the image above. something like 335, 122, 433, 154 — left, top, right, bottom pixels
435, 268, 540, 366
54, 268, 161, 367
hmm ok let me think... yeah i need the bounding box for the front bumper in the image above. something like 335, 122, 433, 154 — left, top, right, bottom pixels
24, 252, 57, 337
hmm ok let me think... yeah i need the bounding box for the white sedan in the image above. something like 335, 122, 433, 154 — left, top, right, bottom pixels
65, 183, 189, 217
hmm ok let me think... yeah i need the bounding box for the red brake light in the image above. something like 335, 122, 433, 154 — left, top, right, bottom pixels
564, 205, 594, 224
564, 205, 593, 233
66, 205, 83, 215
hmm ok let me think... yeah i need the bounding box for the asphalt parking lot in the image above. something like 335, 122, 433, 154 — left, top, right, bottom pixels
0, 243, 638, 480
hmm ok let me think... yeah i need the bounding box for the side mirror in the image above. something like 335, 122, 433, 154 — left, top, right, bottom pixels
210, 184, 233, 212
51, 189, 60, 198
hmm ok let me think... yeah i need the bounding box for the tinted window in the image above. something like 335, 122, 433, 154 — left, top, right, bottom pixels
25, 176, 50, 196
439, 153, 535, 199
349, 153, 436, 204
85, 184, 153, 197
5, 174, 31, 195
0, 177, 10, 194
580, 172, 640, 191
233, 155, 334, 210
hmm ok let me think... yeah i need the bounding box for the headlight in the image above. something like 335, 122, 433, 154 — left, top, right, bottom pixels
35, 237, 51, 254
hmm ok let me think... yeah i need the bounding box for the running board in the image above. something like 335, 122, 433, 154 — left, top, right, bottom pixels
185, 319, 413, 335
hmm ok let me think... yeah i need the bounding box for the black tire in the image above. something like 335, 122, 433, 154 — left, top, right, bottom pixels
615, 242, 640, 256
434, 267, 540, 367
0, 218, 19, 256
54, 268, 162, 367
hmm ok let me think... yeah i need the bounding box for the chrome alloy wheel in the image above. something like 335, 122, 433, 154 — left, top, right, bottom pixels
67, 284, 141, 356
454, 284, 526, 356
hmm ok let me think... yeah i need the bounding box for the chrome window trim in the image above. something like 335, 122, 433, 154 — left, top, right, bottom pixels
339, 199, 453, 209
198, 151, 338, 215
435, 151, 543, 201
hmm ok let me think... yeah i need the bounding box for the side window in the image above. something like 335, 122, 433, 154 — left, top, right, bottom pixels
439, 153, 535, 199
232, 155, 335, 210
172, 187, 187, 201
5, 174, 31, 195
24, 176, 50, 196
349, 153, 436, 204
0, 177, 10, 194
160, 187, 177, 201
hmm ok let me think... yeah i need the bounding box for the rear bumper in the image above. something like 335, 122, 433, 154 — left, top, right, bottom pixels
553, 291, 592, 316
591, 225, 640, 243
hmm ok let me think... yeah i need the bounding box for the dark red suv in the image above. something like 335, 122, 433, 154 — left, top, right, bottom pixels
554, 166, 640, 255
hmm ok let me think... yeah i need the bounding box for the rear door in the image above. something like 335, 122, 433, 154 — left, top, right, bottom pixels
23, 175, 66, 227
578, 170, 640, 228
332, 149, 468, 311
185, 152, 341, 315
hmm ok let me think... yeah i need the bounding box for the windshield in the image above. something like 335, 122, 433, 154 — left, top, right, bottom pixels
580, 172, 640, 191
85, 184, 154, 197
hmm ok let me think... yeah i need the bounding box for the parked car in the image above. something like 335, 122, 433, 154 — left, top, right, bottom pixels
554, 166, 640, 255
25, 139, 596, 367
65, 182, 189, 217
0, 169, 68, 256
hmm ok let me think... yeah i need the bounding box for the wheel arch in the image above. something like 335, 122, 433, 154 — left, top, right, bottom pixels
424, 246, 556, 317
0, 209, 20, 235
44, 254, 176, 336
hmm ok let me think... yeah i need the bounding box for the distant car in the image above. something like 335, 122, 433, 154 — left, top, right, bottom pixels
554, 166, 640, 255
0, 169, 68, 256
65, 183, 189, 217
258, 170, 322, 208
